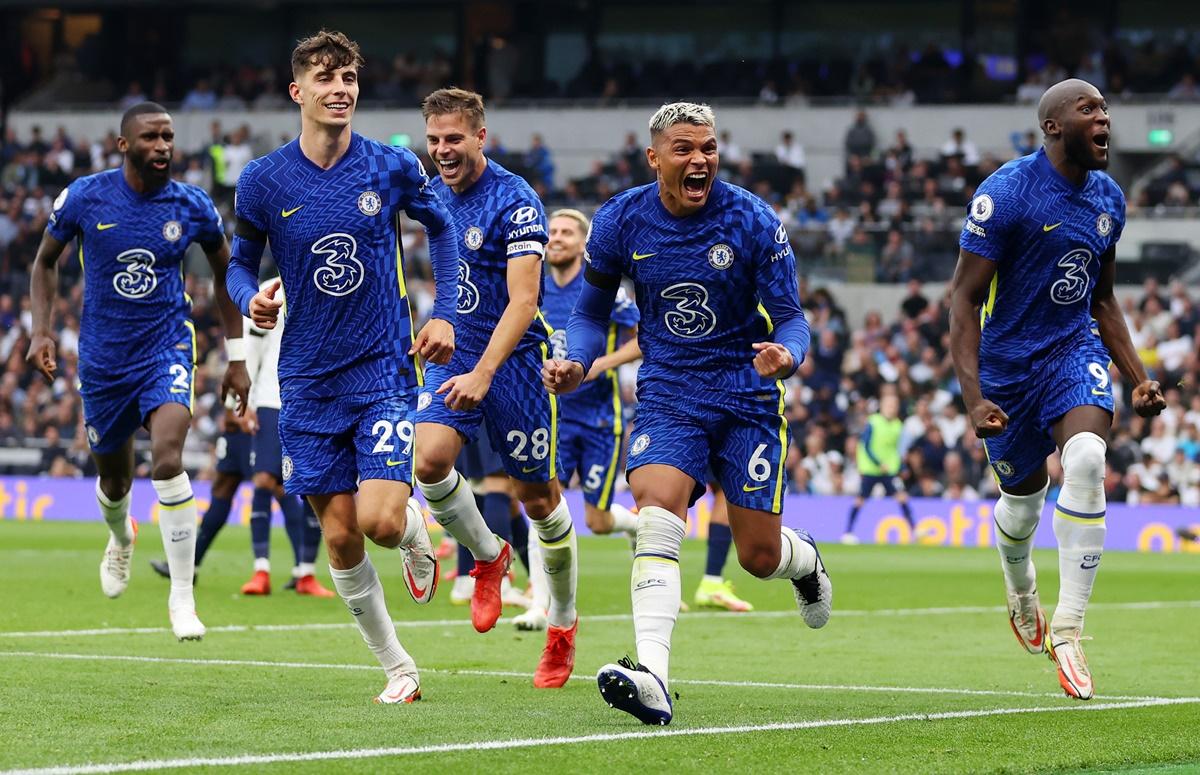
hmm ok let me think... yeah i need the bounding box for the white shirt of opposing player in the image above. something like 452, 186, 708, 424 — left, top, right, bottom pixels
245, 281, 284, 411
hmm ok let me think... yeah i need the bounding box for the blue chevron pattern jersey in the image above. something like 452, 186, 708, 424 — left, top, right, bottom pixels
46, 168, 222, 378
959, 147, 1126, 386
233, 133, 452, 400
584, 178, 802, 398
428, 158, 549, 353
580, 179, 805, 513
959, 147, 1125, 487
542, 271, 639, 427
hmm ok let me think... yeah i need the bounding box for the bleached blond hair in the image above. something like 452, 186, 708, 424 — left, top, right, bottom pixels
549, 208, 590, 237
648, 102, 716, 138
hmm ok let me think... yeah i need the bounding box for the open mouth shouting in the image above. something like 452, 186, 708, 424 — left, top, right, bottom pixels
1092, 130, 1110, 154
682, 170, 710, 202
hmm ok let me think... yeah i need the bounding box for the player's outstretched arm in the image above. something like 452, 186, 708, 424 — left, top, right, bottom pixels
25, 231, 69, 383
1091, 252, 1165, 417
949, 248, 1008, 437
585, 326, 641, 382
202, 237, 251, 413
438, 254, 542, 411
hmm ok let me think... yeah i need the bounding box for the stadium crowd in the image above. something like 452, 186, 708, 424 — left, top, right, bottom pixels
14, 24, 1200, 108
1, 120, 1198, 509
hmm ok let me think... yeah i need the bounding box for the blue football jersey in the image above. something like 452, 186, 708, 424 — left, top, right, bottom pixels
428, 159, 549, 353
584, 179, 802, 397
234, 133, 453, 399
959, 148, 1126, 385
542, 268, 640, 426
46, 169, 223, 378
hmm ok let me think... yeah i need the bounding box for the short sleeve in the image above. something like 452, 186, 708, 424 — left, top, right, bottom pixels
611, 285, 640, 328
46, 182, 85, 243
502, 194, 547, 259
234, 164, 267, 233
584, 200, 625, 277
958, 176, 1017, 262
190, 188, 225, 248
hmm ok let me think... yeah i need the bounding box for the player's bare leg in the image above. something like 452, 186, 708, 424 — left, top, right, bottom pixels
147, 403, 204, 640
515, 477, 577, 687
310, 491, 421, 703
597, 464, 690, 724
1045, 405, 1113, 700
694, 484, 751, 612
728, 502, 830, 628
94, 439, 137, 599
995, 465, 1050, 656
357, 480, 438, 605
415, 423, 505, 631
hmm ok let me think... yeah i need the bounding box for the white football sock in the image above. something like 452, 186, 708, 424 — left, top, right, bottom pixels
534, 498, 577, 628
294, 562, 315, 579
994, 482, 1048, 595
329, 556, 415, 675
254, 557, 270, 573
526, 520, 549, 612
96, 480, 133, 546
152, 473, 197, 611
766, 527, 817, 580
631, 506, 685, 688
400, 498, 425, 547
609, 503, 639, 535
1052, 432, 1107, 635
417, 471, 500, 562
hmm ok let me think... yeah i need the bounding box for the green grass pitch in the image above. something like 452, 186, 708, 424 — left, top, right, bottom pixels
1, 520, 1198, 774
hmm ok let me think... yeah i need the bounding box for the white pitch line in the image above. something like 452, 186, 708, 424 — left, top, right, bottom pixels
4, 697, 1197, 775
0, 651, 1189, 704
1, 599, 1197, 640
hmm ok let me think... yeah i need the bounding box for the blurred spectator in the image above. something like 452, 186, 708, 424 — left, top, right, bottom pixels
940, 127, 980, 166
1167, 73, 1200, 102
181, 78, 218, 111
775, 131, 806, 171
843, 110, 876, 160
525, 134, 555, 189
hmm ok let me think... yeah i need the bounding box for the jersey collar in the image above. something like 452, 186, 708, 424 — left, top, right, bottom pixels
290, 131, 361, 175
1035, 146, 1090, 193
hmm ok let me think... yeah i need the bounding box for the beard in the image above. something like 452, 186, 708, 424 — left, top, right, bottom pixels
1064, 129, 1107, 171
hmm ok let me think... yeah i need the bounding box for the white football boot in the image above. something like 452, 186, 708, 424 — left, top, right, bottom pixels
400, 499, 439, 605
99, 518, 137, 599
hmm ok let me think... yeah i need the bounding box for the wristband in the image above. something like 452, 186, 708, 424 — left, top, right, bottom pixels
225, 338, 247, 362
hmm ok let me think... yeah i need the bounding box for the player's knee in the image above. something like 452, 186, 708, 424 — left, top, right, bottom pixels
521, 492, 557, 520
149, 456, 183, 481
413, 453, 453, 485
1061, 432, 1106, 485
98, 476, 132, 502
252, 471, 276, 490
585, 508, 614, 534
736, 541, 780, 579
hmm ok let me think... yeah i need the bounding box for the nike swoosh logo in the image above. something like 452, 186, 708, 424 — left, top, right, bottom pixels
1091, 389, 1107, 396
385, 460, 403, 467
404, 565, 428, 599
1080, 562, 1099, 570
632, 251, 656, 261
96, 223, 117, 231
1043, 222, 1062, 232
169, 388, 189, 394
281, 206, 304, 218
522, 465, 540, 473
742, 483, 768, 493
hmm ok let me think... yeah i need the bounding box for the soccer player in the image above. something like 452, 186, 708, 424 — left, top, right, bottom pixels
151, 280, 334, 598
237, 278, 333, 597
416, 88, 577, 689
949, 78, 1164, 700
544, 102, 831, 725
691, 482, 754, 612
26, 101, 250, 641
540, 208, 641, 539
226, 31, 458, 703
843, 392, 914, 543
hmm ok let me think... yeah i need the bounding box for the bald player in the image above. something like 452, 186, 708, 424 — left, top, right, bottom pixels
950, 78, 1164, 700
